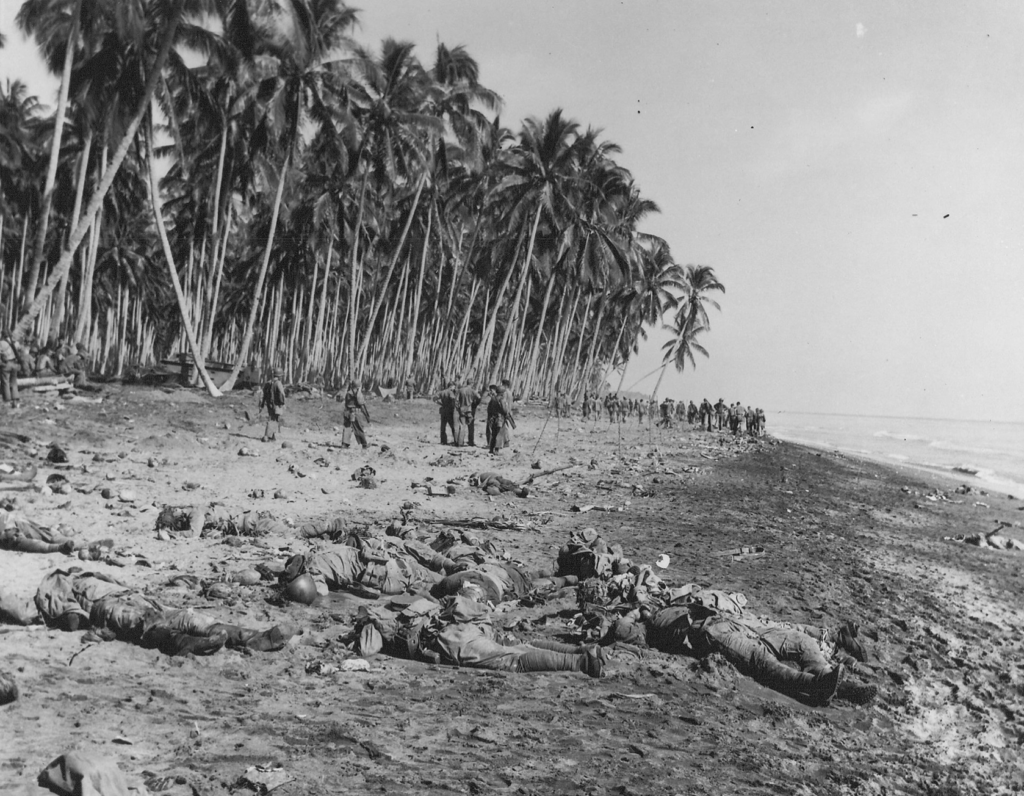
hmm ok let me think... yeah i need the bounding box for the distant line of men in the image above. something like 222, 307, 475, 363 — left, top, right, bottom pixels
573, 392, 766, 437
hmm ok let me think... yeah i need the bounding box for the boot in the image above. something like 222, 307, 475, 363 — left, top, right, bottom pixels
246, 623, 301, 652
811, 664, 844, 706
581, 645, 605, 679
836, 679, 878, 705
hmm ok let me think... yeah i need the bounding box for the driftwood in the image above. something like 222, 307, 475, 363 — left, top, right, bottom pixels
523, 464, 575, 484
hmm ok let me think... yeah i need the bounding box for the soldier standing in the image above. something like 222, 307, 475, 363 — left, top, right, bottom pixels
435, 379, 459, 445
342, 380, 371, 448
259, 370, 286, 442
456, 380, 482, 447
0, 330, 20, 410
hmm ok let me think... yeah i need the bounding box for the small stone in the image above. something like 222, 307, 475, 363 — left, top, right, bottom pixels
274, 489, 287, 499
101, 487, 114, 499
231, 569, 262, 586
147, 457, 157, 468
118, 489, 137, 502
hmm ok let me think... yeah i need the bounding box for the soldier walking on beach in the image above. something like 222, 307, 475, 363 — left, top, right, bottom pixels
637, 398, 646, 425
259, 370, 286, 442
341, 380, 371, 448
700, 398, 714, 431
435, 379, 459, 445
582, 391, 590, 420
688, 400, 697, 425
456, 379, 481, 447
658, 398, 673, 428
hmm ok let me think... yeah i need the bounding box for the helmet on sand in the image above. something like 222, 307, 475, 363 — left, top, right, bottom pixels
285, 573, 318, 605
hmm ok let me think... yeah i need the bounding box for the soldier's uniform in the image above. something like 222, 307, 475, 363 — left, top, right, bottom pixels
342, 382, 370, 448
456, 383, 481, 446
436, 382, 459, 445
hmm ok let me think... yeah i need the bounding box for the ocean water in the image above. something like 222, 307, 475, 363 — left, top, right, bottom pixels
768, 412, 1024, 498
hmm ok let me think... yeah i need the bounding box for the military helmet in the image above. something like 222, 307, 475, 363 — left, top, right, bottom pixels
285, 573, 318, 605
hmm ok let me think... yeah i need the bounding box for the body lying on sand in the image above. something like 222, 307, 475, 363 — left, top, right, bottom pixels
2, 499, 877, 709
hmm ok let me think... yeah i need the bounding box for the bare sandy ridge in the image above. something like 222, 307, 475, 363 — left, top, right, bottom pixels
1, 385, 1022, 795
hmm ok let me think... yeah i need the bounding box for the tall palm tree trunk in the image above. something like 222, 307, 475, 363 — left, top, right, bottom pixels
15, 0, 185, 339
355, 174, 427, 375
145, 111, 222, 397
53, 128, 94, 338
24, 0, 81, 310
220, 150, 292, 391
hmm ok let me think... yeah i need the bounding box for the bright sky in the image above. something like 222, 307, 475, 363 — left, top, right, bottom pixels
3, 2, 1023, 421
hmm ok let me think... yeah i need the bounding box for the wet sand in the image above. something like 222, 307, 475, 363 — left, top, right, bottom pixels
1, 386, 1022, 795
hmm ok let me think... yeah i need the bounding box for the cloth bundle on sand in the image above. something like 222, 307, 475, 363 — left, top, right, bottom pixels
351, 465, 378, 489
0, 670, 18, 704
556, 528, 628, 580
39, 751, 129, 796
156, 503, 235, 539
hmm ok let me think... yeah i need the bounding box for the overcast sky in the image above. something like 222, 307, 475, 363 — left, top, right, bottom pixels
3, 2, 1022, 421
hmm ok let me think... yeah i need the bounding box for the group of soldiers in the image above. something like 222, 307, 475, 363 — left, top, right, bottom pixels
575, 392, 767, 437
0, 328, 90, 410
434, 378, 516, 454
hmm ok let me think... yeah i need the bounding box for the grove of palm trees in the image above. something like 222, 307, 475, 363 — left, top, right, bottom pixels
1, 0, 722, 398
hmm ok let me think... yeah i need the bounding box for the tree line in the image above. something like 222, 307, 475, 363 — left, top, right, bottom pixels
0, 0, 723, 398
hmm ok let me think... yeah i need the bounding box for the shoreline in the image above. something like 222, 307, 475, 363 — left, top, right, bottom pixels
771, 428, 1024, 499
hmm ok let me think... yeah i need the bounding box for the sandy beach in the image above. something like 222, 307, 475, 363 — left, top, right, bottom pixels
2, 385, 1023, 795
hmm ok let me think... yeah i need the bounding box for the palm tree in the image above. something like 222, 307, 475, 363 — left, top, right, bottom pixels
606, 235, 683, 394
348, 37, 443, 376
673, 264, 725, 337
649, 263, 725, 411
219, 0, 359, 391
481, 109, 581, 383
0, 79, 46, 326
15, 0, 193, 340
16, 0, 83, 309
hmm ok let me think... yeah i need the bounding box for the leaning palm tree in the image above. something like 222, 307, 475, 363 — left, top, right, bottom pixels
16, 0, 83, 309
14, 0, 232, 342
648, 263, 725, 421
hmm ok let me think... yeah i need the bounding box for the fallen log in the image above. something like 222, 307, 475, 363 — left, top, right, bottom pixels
15, 375, 66, 387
